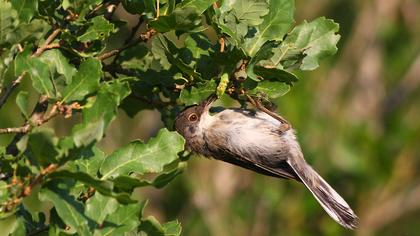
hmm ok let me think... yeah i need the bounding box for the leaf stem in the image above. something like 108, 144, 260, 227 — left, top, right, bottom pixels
0, 73, 25, 110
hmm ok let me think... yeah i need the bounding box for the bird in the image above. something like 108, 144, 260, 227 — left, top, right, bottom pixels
175, 95, 358, 229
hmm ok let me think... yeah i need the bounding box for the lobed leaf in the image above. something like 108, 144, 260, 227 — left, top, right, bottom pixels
39, 186, 93, 236
245, 0, 295, 56
85, 193, 119, 224
149, 8, 202, 33
95, 201, 144, 236
71, 80, 131, 147
100, 128, 185, 179
78, 16, 116, 43
39, 49, 77, 84
61, 58, 102, 103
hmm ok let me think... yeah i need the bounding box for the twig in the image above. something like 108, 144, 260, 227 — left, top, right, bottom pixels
0, 73, 25, 110
32, 28, 61, 57
6, 96, 49, 155
96, 28, 156, 61
156, 0, 160, 18
0, 102, 60, 135
0, 28, 61, 111
245, 94, 291, 132
3, 164, 58, 212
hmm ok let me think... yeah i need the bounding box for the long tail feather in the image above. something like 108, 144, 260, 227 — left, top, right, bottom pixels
287, 158, 359, 229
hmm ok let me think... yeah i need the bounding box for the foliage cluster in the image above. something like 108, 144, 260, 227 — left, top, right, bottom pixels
0, 0, 339, 235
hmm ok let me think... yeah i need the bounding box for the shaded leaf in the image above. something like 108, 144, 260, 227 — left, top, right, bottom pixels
138, 216, 165, 235
78, 16, 115, 43
0, 181, 8, 202
10, 0, 38, 23
39, 187, 92, 236
48, 170, 135, 204
149, 8, 202, 33
112, 162, 187, 192
100, 128, 185, 179
253, 66, 298, 84
15, 91, 29, 119
28, 127, 59, 165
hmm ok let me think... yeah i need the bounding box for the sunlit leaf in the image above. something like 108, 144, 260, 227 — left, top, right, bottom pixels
85, 193, 118, 224
245, 0, 294, 56
100, 128, 185, 179
179, 80, 216, 106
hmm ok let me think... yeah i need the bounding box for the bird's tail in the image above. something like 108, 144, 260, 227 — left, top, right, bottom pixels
287, 156, 359, 229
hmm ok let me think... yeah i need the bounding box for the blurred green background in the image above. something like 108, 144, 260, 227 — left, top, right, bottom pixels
1, 0, 419, 235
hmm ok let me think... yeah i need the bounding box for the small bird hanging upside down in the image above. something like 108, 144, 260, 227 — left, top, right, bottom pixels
175, 95, 358, 229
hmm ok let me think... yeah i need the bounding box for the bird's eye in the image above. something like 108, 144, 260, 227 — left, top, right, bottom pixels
188, 113, 198, 122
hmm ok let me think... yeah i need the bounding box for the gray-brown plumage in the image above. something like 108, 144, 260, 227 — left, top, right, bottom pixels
175, 95, 358, 229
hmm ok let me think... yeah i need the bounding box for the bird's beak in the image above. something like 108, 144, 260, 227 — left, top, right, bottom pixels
201, 94, 218, 111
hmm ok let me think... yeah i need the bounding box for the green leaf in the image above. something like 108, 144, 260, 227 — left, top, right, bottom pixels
10, 0, 38, 23
220, 0, 269, 26
100, 128, 185, 179
149, 8, 202, 33
78, 16, 115, 42
96, 202, 144, 236
121, 0, 156, 17
0, 215, 19, 236
71, 80, 131, 147
250, 80, 291, 99
22, 186, 44, 222
39, 187, 92, 236
85, 193, 118, 224
0, 181, 8, 202
48, 170, 135, 204
163, 220, 182, 236
69, 147, 106, 176
179, 80, 216, 106
61, 58, 102, 103
15, 91, 29, 119
151, 34, 201, 79
39, 49, 77, 84
112, 162, 186, 191
26, 57, 55, 98
253, 66, 298, 84
152, 162, 186, 188
28, 127, 59, 165
177, 0, 216, 14
138, 216, 165, 235
245, 0, 295, 56
216, 0, 269, 48
284, 17, 340, 70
